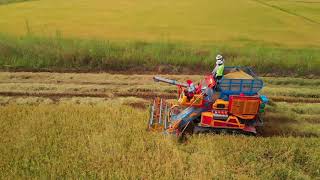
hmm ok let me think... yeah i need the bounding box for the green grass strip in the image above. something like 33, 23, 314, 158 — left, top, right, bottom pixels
0, 0, 33, 5
0, 33, 319, 76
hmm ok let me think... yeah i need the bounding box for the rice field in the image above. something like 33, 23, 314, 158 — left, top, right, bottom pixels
0, 0, 319, 47
1, 0, 320, 76
0, 72, 319, 179
0, 0, 319, 178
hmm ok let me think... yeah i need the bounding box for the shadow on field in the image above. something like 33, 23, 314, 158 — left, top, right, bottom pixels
257, 113, 318, 137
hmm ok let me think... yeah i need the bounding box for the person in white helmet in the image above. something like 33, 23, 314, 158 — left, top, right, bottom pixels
212, 54, 225, 80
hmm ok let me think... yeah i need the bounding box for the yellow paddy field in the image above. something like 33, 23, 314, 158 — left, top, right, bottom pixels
0, 72, 319, 179
0, 0, 320, 46
0, 1, 320, 179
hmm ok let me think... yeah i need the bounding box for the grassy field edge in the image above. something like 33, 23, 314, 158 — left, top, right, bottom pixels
0, 33, 319, 77
0, 0, 32, 5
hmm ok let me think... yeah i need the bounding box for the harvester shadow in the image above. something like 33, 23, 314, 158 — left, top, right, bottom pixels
256, 114, 318, 138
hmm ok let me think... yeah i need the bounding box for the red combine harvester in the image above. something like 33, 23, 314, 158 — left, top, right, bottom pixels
148, 67, 268, 137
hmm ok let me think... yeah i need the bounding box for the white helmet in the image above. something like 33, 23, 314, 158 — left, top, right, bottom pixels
216, 54, 224, 65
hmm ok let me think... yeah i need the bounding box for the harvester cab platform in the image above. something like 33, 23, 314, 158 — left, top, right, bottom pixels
148, 67, 268, 137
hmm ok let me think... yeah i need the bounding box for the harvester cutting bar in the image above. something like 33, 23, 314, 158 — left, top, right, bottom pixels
164, 104, 168, 129
148, 99, 155, 127
148, 98, 170, 132
153, 76, 188, 87
159, 99, 163, 124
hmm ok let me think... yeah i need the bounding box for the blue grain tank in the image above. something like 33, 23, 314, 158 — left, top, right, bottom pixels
218, 66, 265, 101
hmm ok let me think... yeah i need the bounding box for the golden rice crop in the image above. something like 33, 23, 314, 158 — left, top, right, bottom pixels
0, 98, 319, 179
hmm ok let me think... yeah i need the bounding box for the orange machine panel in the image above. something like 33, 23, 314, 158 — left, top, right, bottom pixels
229, 95, 260, 118
212, 99, 229, 110
201, 112, 213, 126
